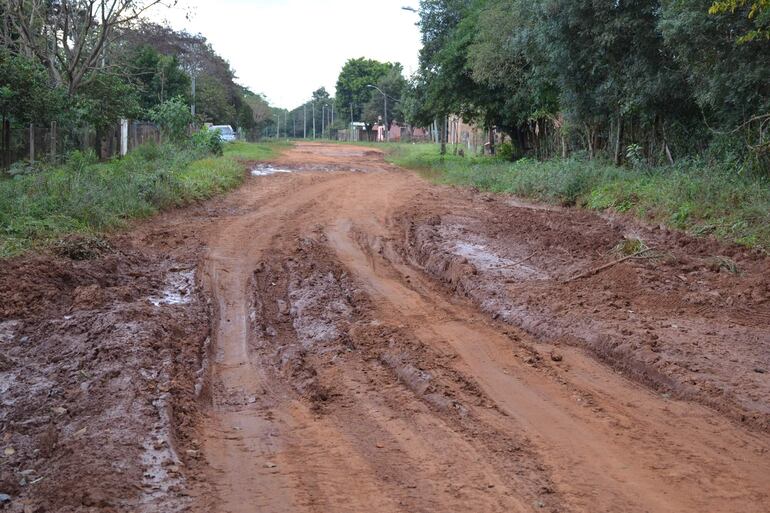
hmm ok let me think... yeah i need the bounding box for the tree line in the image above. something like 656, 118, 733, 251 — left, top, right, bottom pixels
0, 0, 278, 162
402, 0, 769, 170
283, 58, 408, 140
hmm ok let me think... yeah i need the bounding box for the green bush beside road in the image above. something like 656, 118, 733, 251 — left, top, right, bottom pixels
385, 143, 770, 252
0, 140, 287, 258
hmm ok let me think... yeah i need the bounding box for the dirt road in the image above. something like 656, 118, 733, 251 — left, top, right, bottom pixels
2, 142, 769, 513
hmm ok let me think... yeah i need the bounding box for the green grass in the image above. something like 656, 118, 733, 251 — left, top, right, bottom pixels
225, 140, 290, 160
385, 143, 770, 251
0, 141, 286, 258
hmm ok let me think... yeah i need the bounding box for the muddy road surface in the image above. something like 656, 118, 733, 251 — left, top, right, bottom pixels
2, 142, 769, 513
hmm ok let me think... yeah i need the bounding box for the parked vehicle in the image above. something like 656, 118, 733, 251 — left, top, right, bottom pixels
209, 125, 236, 142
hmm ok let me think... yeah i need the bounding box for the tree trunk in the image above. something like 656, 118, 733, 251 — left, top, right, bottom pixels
662, 122, 674, 165
50, 121, 57, 161
29, 123, 35, 163
440, 116, 447, 155
94, 127, 103, 159
1, 116, 8, 169
614, 114, 624, 166
561, 131, 567, 159
585, 125, 594, 160
488, 126, 495, 156
516, 125, 526, 159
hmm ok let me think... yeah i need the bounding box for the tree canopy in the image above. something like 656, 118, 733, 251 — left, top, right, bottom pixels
409, 0, 770, 166
335, 58, 403, 124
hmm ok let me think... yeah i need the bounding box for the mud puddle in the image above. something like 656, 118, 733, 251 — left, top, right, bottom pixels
148, 268, 195, 307
251, 164, 295, 177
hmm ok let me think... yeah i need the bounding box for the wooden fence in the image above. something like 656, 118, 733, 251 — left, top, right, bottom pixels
0, 120, 160, 169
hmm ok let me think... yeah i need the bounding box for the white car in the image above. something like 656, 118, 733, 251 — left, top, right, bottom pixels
210, 125, 236, 142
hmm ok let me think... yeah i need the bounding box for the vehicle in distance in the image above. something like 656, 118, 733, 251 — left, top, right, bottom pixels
210, 125, 236, 142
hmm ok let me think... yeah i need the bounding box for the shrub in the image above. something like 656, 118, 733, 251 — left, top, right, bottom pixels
386, 143, 770, 251
149, 96, 193, 143
498, 142, 514, 161
190, 129, 224, 157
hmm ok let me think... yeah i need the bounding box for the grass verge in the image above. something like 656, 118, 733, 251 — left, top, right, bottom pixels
225, 140, 291, 160
384, 143, 770, 251
0, 141, 287, 258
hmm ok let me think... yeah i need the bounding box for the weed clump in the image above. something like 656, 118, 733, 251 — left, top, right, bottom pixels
52, 235, 112, 260
706, 256, 740, 274
612, 237, 649, 256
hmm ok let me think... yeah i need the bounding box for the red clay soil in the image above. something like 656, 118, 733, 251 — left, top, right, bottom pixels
1, 142, 769, 513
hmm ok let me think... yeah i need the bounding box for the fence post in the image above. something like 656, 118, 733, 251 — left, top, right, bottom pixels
120, 118, 129, 156
29, 123, 35, 163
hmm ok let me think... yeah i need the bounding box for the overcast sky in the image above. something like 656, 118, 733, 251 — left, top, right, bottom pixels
146, 0, 422, 109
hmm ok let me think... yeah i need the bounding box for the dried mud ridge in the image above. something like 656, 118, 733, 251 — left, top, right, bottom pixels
1, 143, 769, 513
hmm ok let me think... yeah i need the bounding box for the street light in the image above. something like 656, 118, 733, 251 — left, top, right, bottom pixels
367, 84, 388, 142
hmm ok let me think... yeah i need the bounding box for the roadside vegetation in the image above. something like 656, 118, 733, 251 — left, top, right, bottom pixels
1, 1, 286, 166
388, 144, 770, 251
0, 126, 286, 258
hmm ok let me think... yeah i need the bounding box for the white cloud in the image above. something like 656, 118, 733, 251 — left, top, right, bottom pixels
145, 0, 422, 108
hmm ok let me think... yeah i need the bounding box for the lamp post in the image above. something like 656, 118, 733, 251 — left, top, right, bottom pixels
367, 84, 388, 142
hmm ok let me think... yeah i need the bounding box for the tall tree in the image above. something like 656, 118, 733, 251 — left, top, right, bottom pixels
128, 45, 190, 111
335, 58, 399, 122
710, 0, 770, 42
1, 0, 164, 94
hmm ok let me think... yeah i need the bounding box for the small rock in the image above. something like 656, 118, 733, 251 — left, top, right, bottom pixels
754, 368, 766, 374
264, 462, 277, 468
0, 493, 11, 503
550, 352, 563, 363
3, 447, 15, 457
52, 407, 67, 416
375, 443, 385, 449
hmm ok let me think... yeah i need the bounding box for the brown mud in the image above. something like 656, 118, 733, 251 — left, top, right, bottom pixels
1, 142, 769, 513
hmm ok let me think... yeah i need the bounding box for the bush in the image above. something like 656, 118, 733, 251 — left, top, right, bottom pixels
387, 143, 770, 251
149, 96, 193, 143
498, 142, 514, 161
190, 129, 224, 157
0, 142, 244, 257
65, 149, 99, 173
